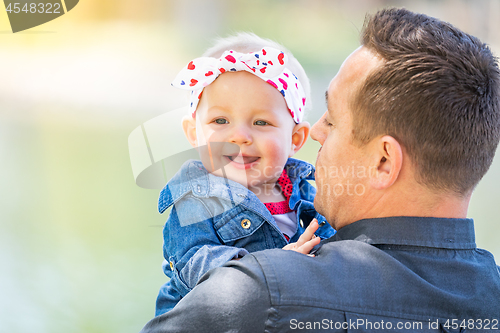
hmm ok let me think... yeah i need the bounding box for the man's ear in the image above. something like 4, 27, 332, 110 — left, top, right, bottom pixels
368, 135, 403, 190
182, 115, 198, 148
289, 121, 310, 157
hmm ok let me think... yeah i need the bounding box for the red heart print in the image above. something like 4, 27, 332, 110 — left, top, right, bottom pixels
267, 80, 278, 89
187, 61, 195, 70
278, 53, 285, 65
205, 71, 214, 76
225, 55, 236, 63
190, 79, 198, 87
279, 78, 288, 90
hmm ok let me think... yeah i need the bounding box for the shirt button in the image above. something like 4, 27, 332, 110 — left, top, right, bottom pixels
300, 219, 304, 228
319, 220, 326, 226
169, 261, 174, 270
241, 219, 251, 229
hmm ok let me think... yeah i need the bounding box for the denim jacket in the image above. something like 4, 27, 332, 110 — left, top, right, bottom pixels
155, 158, 335, 316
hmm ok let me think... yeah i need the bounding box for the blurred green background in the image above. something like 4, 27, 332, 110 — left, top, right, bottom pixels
1, 1, 499, 332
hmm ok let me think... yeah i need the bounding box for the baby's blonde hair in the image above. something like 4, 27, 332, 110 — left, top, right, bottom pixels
202, 32, 312, 112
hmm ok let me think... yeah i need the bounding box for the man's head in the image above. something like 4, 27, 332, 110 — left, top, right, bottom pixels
354, 8, 500, 195
311, 8, 500, 229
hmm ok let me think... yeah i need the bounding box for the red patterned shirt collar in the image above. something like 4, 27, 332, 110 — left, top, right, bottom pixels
263, 169, 293, 215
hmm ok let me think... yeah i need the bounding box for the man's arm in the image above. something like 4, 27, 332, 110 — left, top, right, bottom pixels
140, 255, 271, 333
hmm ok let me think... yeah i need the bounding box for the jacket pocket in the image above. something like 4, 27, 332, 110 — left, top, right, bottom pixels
214, 210, 266, 242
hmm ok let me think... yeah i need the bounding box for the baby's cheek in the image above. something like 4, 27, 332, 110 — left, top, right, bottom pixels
261, 139, 289, 161
204, 129, 224, 144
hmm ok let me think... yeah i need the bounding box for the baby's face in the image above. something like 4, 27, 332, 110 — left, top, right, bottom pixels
193, 71, 296, 192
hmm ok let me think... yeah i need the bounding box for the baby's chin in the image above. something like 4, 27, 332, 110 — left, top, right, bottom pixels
200, 158, 262, 186
206, 162, 282, 189
208, 166, 251, 187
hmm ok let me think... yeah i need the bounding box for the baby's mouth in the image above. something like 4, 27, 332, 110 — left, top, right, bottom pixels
225, 155, 260, 165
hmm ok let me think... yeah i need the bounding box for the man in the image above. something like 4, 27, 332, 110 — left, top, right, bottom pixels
140, 8, 500, 332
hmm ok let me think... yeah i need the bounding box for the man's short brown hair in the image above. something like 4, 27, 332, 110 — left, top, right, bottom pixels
353, 8, 500, 195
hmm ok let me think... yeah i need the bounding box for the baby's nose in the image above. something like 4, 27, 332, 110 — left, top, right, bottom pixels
229, 125, 253, 145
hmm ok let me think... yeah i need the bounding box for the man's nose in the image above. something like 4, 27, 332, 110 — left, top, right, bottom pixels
310, 114, 326, 144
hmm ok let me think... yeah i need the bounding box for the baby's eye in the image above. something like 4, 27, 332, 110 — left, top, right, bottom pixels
254, 120, 268, 126
214, 118, 228, 125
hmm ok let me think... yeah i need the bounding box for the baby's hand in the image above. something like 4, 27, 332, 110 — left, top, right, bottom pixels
283, 219, 321, 256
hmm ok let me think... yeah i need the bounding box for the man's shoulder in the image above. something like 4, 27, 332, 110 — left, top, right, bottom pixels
248, 241, 377, 300
249, 240, 500, 322
251, 239, 380, 280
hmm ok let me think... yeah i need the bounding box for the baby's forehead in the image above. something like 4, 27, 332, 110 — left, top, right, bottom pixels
206, 70, 271, 88
202, 71, 286, 102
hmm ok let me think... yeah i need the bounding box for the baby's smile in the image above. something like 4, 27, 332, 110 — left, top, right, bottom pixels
224, 154, 260, 169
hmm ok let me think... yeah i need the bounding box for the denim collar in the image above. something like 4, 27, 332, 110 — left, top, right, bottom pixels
327, 216, 476, 250
158, 157, 315, 214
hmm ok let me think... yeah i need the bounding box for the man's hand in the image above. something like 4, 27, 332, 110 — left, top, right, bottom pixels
282, 219, 321, 256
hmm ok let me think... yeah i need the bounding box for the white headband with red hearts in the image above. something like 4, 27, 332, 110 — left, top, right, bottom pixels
171, 47, 306, 123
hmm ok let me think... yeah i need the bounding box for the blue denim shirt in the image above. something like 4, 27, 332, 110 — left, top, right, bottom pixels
141, 216, 500, 333
155, 158, 336, 316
